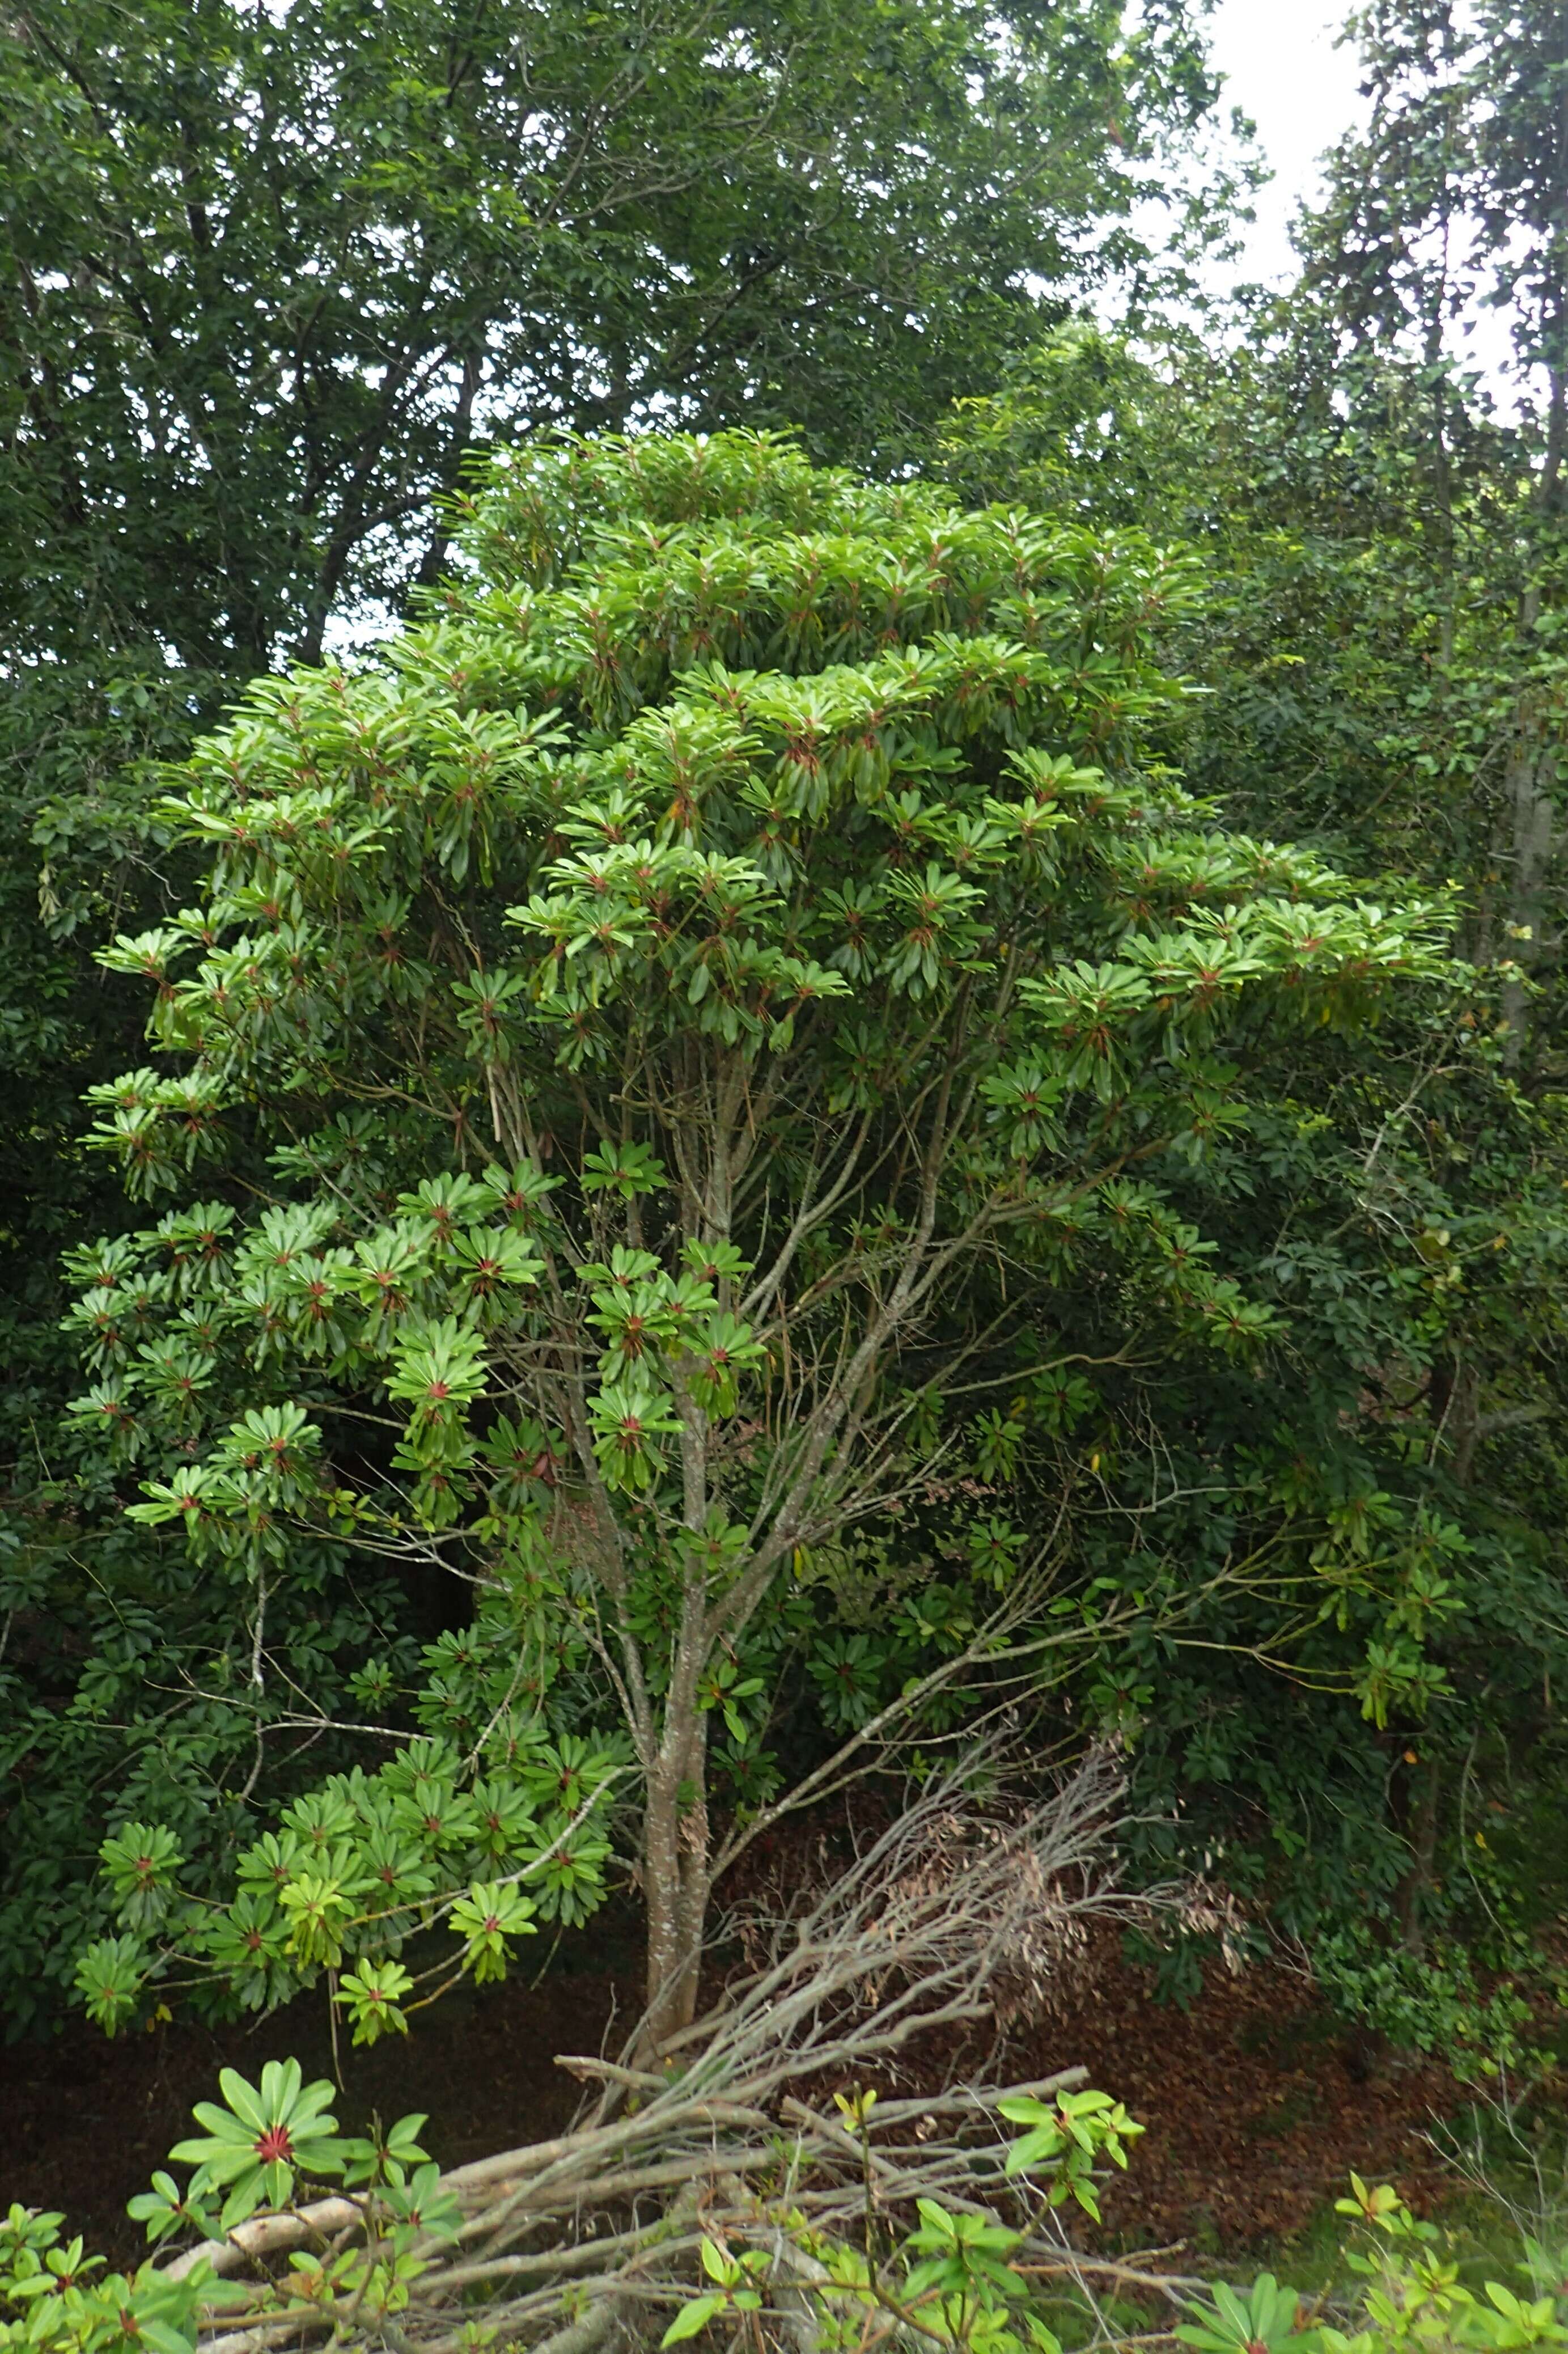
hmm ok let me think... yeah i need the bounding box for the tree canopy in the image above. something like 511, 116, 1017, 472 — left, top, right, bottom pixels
63, 429, 1459, 2049
4, 0, 1568, 2079
0, 0, 1221, 674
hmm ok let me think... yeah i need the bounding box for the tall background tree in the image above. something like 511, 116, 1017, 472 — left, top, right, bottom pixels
926, 0, 1568, 2040
0, 0, 1224, 676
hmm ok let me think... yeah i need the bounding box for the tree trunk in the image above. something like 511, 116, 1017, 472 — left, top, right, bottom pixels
1394, 1347, 1481, 1955
1394, 1751, 1441, 1959
638, 1725, 710, 2056
1498, 16, 1568, 1055
1499, 716, 1555, 1062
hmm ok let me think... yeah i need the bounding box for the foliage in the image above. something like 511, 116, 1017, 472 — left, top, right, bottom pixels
74, 1727, 616, 2037
0, 2204, 212, 2354
0, 0, 1239, 2045
9, 0, 1568, 2078
167, 2059, 348, 2231
1169, 2180, 1568, 2354
10, 2106, 1568, 2354
1177, 2273, 1312, 2354
3, 2063, 1159, 2354
1310, 2176, 1568, 2354
13, 1856, 1568, 2354
1000, 2087, 1143, 2220
923, 285, 1568, 2045
0, 0, 1228, 679
0, 2068, 454, 2354
54, 427, 1455, 2048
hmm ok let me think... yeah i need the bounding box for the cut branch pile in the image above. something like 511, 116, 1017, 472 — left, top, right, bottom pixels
164, 1755, 1190, 2354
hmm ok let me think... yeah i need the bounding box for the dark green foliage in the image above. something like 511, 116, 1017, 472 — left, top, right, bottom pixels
0, 0, 1223, 674
923, 265, 1568, 2045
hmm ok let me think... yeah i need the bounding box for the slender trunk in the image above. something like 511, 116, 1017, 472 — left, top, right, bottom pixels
1396, 1348, 1479, 1955
1499, 713, 1553, 1061
1422, 71, 1457, 674
1498, 349, 1561, 1056
639, 1500, 715, 2051
1394, 1752, 1441, 1959
1498, 14, 1568, 1055
639, 1724, 709, 2054
1429, 1350, 1479, 1485
641, 1766, 686, 2051
412, 346, 485, 596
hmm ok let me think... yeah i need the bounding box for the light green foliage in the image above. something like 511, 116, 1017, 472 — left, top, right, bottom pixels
0, 2069, 453, 2354
75, 1730, 614, 2034
655, 2084, 1128, 2354
661, 2239, 772, 2345
1315, 2178, 1568, 2354
0, 2205, 211, 2354
60, 429, 1452, 2038
168, 2060, 347, 2231
1175, 2179, 1568, 2354
1177, 2275, 1308, 2354
1000, 2088, 1143, 2218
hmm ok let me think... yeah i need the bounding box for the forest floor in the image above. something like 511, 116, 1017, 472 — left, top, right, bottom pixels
6, 1908, 1488, 2272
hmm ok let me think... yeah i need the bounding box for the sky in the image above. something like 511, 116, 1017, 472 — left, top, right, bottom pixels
1202, 0, 1368, 290
1199, 2, 1519, 396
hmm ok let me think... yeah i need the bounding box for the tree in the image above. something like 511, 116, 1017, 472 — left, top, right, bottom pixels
0, 0, 1235, 1415
0, 0, 1225, 676
0, 0, 1239, 2035
923, 294, 1568, 2039
1298, 0, 1568, 1031
69, 430, 1448, 2051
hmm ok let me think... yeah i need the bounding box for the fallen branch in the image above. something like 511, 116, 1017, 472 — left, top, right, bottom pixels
152, 1751, 1189, 2354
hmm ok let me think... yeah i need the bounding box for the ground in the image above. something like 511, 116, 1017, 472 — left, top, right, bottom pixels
5, 1916, 1472, 2271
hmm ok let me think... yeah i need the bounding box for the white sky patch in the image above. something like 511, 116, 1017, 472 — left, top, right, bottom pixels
1203, 1, 1520, 400
1205, 0, 1368, 293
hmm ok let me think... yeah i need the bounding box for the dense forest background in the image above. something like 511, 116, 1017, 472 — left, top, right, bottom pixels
3, 0, 1568, 2090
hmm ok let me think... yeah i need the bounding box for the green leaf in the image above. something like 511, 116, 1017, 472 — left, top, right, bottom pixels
662, 2293, 728, 2345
